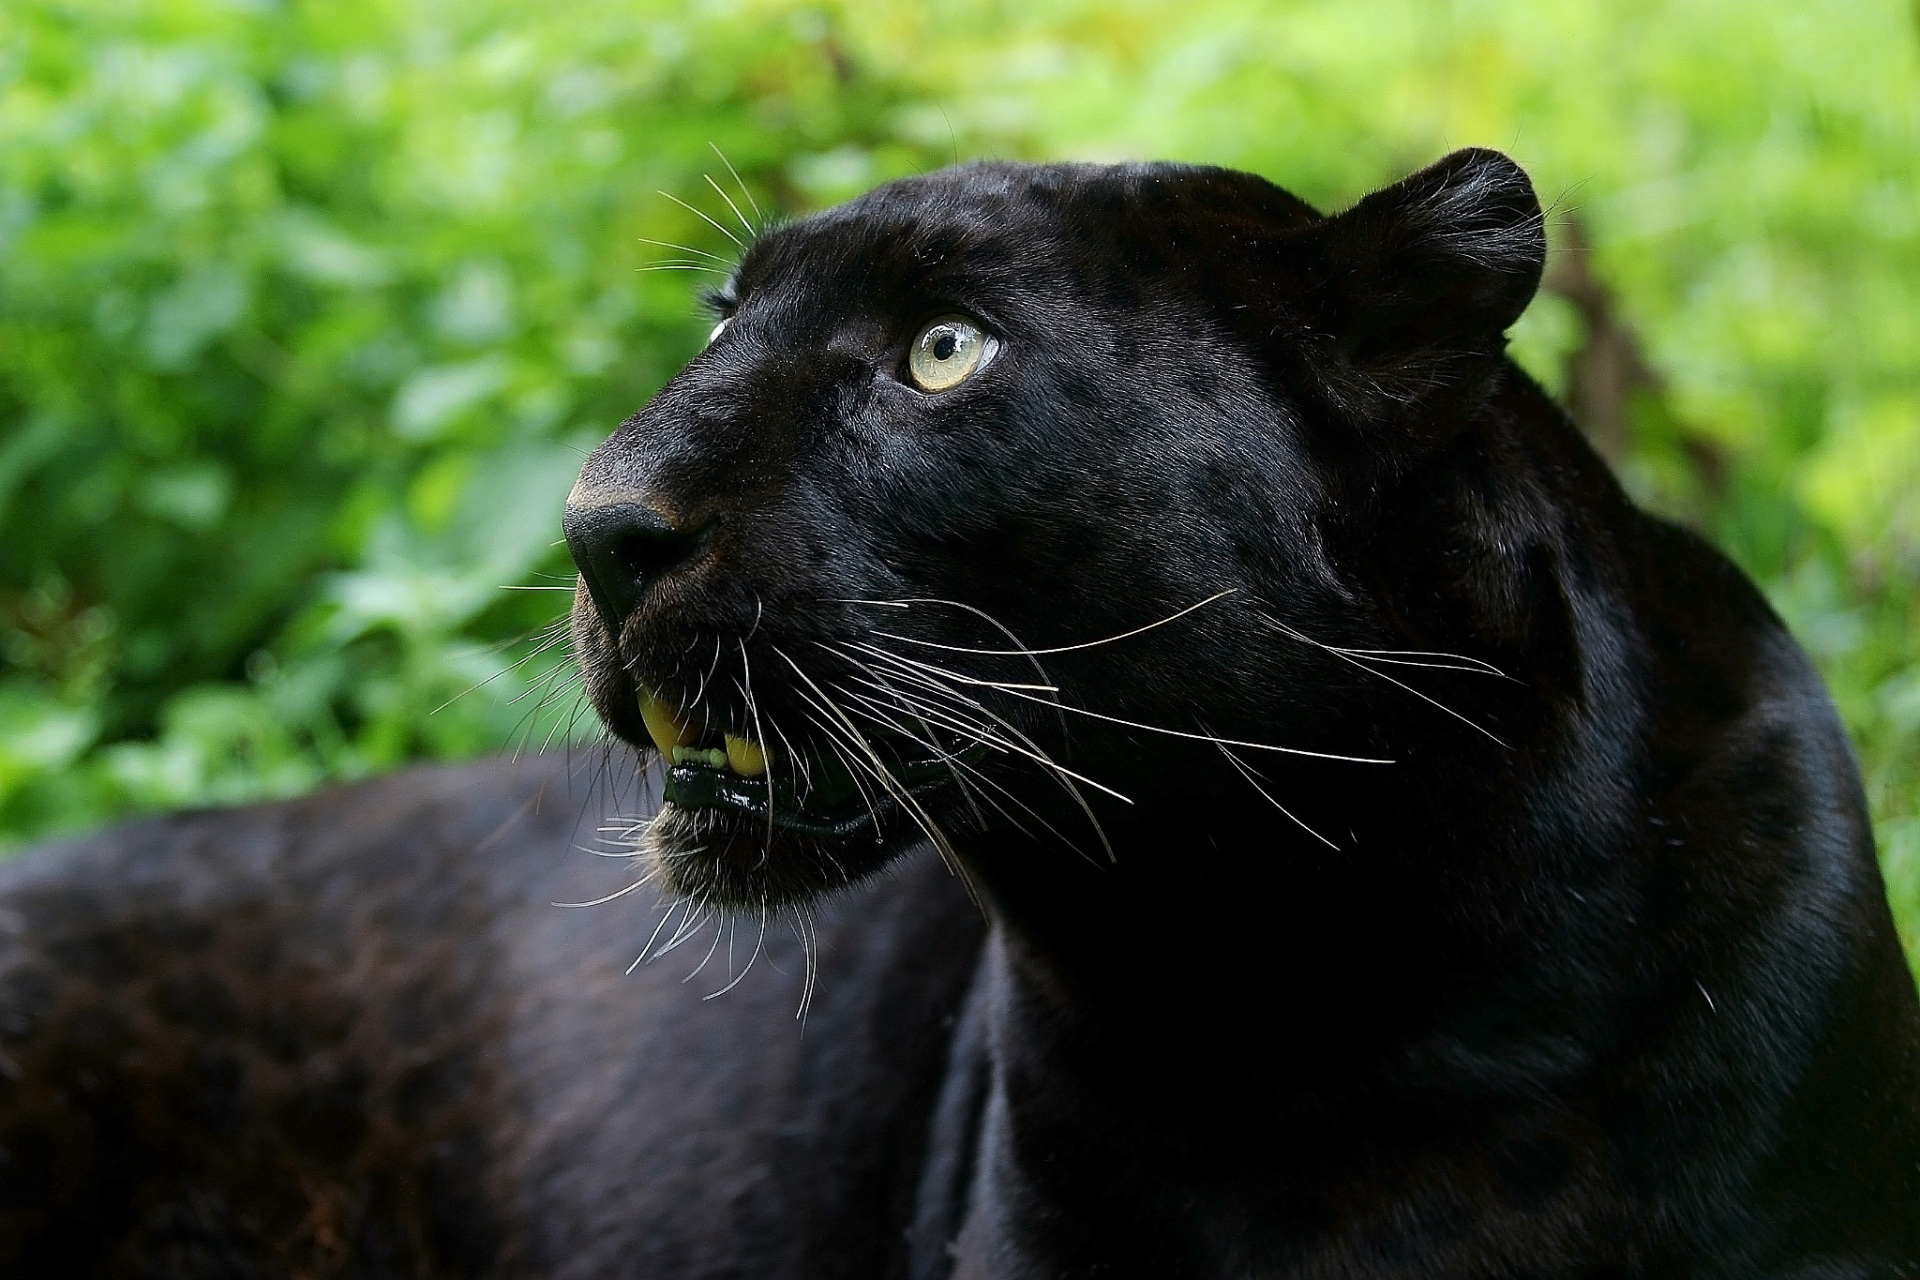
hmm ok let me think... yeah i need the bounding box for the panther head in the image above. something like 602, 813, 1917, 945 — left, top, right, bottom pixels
565, 149, 1551, 912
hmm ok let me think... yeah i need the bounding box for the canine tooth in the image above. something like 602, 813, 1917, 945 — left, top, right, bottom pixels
724, 734, 767, 778
638, 691, 698, 759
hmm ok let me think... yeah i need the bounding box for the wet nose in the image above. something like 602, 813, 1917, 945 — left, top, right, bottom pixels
563, 499, 705, 633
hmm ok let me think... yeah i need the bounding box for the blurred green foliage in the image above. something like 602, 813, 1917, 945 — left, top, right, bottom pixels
0, 0, 959, 830
1, 0, 1916, 962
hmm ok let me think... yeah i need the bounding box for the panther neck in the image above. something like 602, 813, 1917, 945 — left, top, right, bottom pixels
943, 785, 1613, 1276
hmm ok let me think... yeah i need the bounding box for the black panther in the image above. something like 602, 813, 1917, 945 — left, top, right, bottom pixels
0, 150, 1915, 1277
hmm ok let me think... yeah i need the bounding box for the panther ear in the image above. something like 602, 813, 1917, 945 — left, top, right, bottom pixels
1293, 148, 1545, 420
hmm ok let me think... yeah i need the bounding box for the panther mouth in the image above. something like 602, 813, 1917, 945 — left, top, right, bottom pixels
637, 690, 962, 837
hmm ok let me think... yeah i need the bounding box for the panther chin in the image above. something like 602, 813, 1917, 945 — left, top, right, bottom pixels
631, 689, 963, 909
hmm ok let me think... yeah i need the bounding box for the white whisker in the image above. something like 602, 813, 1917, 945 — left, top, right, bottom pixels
710, 142, 764, 226
636, 236, 732, 263
552, 868, 657, 908
1259, 612, 1510, 747
658, 189, 746, 249
704, 906, 769, 999
1214, 743, 1340, 850
705, 173, 756, 240
860, 588, 1239, 657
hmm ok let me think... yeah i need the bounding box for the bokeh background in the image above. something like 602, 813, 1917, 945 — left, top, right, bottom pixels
2, 0, 1916, 964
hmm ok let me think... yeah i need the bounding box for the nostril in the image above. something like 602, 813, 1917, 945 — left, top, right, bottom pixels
609, 527, 696, 581
563, 501, 705, 633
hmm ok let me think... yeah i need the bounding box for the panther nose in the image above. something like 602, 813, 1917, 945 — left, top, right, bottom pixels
562, 499, 704, 633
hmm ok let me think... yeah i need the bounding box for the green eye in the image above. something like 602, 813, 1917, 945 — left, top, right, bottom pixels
908, 316, 994, 392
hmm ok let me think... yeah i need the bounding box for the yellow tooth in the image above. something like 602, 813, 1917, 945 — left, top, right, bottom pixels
724, 734, 767, 777
638, 690, 697, 759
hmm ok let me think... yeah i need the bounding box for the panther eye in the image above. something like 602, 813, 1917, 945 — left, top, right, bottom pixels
908, 316, 994, 392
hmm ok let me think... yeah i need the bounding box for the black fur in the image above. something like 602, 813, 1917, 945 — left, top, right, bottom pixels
0, 760, 985, 1276
3, 151, 1916, 1276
